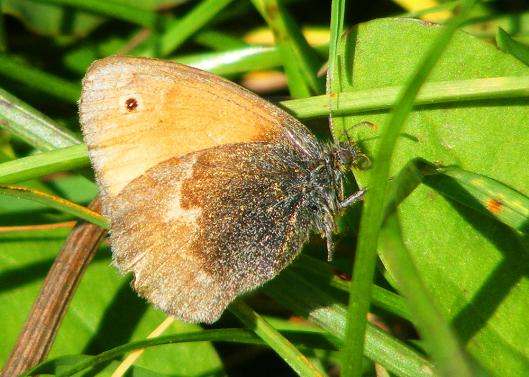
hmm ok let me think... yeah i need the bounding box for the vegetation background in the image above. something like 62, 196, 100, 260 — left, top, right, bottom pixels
0, 0, 529, 376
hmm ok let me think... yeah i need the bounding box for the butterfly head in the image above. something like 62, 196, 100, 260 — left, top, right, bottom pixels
331, 141, 369, 172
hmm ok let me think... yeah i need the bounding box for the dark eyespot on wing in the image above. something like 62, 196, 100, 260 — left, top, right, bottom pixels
125, 97, 138, 111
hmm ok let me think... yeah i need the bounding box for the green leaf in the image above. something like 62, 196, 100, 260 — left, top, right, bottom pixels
0, 55, 80, 104
341, 5, 477, 375
0, 87, 79, 151
496, 27, 529, 67
338, 18, 529, 376
430, 166, 529, 234
158, 0, 235, 57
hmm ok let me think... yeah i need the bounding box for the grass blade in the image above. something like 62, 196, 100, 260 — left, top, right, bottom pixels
0, 144, 89, 184
264, 268, 436, 377
159, 0, 235, 57
430, 166, 529, 234
24, 329, 261, 377
31, 0, 158, 27
0, 184, 107, 228
496, 27, 529, 67
327, 0, 347, 141
378, 160, 477, 376
342, 2, 477, 376
379, 213, 475, 376
252, 0, 323, 97
283, 75, 529, 119
0, 55, 80, 104
291, 255, 411, 321
0, 87, 79, 151
230, 299, 324, 377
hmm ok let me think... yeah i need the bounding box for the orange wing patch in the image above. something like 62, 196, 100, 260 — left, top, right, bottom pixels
80, 56, 293, 197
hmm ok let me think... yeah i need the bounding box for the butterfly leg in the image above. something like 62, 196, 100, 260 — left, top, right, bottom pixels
339, 187, 367, 209
324, 188, 367, 261
326, 234, 335, 262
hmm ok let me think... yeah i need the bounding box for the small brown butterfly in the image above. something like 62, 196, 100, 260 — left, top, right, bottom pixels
80, 56, 364, 323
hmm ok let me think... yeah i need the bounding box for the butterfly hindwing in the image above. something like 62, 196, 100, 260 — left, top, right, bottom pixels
108, 142, 316, 323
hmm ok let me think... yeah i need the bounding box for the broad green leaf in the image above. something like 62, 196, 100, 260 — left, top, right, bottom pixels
0, 228, 71, 365
337, 18, 529, 375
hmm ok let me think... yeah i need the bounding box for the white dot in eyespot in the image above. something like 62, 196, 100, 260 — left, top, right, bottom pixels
119, 93, 143, 114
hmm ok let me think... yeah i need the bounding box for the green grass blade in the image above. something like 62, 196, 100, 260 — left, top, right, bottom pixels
26, 329, 260, 377
159, 0, 234, 57
328, 0, 345, 66
0, 184, 107, 228
291, 255, 411, 321
379, 213, 475, 376
0, 54, 80, 103
327, 0, 347, 141
0, 5, 6, 53
25, 327, 340, 377
431, 167, 529, 234
31, 0, 158, 27
378, 161, 476, 376
177, 45, 280, 75
0, 87, 79, 151
496, 27, 529, 66
342, 2, 478, 376
0, 144, 89, 184
230, 300, 323, 377
264, 268, 435, 377
193, 29, 250, 51
252, 0, 323, 97
283, 76, 529, 119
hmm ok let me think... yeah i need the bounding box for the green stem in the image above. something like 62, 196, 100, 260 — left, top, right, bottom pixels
0, 184, 107, 228
283, 76, 529, 119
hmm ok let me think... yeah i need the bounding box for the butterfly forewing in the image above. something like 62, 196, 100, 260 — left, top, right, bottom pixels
80, 56, 316, 198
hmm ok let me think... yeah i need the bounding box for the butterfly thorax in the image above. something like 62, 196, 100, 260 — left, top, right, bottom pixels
296, 141, 363, 259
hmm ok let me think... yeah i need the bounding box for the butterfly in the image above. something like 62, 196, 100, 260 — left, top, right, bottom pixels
79, 56, 365, 323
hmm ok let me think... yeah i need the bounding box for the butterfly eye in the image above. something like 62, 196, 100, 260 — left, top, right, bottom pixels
125, 98, 138, 111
